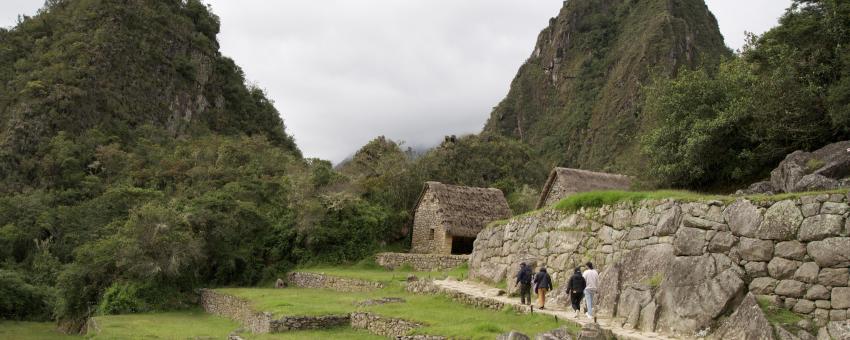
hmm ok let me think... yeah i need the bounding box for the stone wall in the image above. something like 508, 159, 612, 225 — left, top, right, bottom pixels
286, 272, 383, 292
350, 312, 424, 337
200, 289, 273, 333
406, 279, 528, 313
376, 252, 469, 271
270, 315, 350, 332
412, 190, 445, 254
469, 192, 850, 338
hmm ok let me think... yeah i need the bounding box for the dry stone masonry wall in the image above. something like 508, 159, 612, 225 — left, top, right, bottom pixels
376, 252, 469, 271
286, 272, 383, 292
469, 192, 850, 338
349, 312, 426, 338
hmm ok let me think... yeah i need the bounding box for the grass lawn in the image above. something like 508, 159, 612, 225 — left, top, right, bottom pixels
0, 321, 80, 340
221, 283, 573, 339
88, 310, 239, 338
243, 328, 384, 340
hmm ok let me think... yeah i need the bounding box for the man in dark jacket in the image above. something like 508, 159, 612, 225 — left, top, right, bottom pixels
565, 267, 586, 317
514, 263, 533, 305
533, 267, 553, 309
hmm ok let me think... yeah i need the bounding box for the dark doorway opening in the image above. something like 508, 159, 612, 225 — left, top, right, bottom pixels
451, 237, 475, 255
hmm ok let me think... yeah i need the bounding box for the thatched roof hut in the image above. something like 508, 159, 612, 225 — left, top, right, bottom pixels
535, 168, 633, 209
411, 182, 511, 254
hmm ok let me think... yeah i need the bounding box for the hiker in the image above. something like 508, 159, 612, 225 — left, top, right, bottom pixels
533, 266, 553, 309
583, 262, 599, 320
514, 262, 533, 305
565, 267, 586, 317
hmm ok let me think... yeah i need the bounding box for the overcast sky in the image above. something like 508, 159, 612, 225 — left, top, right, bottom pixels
2, 0, 792, 163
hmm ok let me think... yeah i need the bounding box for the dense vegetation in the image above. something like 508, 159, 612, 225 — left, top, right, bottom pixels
641, 0, 850, 189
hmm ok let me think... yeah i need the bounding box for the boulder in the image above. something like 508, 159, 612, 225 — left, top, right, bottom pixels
833, 287, 850, 309
576, 323, 614, 340
769, 257, 802, 279
739, 237, 775, 262
793, 299, 816, 314
797, 174, 842, 192
745, 262, 769, 277
769, 141, 850, 193
597, 244, 674, 318
819, 268, 850, 287
674, 227, 706, 256
808, 285, 832, 300
822, 202, 850, 215
725, 199, 764, 237
827, 320, 850, 340
750, 277, 779, 294
737, 181, 778, 195
758, 200, 804, 240
808, 238, 850, 268
655, 254, 745, 335
708, 232, 736, 253
794, 262, 821, 283
534, 327, 573, 340
776, 280, 807, 297
776, 325, 802, 340
775, 241, 808, 261
711, 293, 775, 340
803, 203, 822, 217
799, 215, 844, 241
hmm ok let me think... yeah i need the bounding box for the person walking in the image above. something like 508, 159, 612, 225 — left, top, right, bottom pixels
565, 267, 586, 317
533, 267, 553, 309
514, 263, 533, 305
582, 262, 599, 320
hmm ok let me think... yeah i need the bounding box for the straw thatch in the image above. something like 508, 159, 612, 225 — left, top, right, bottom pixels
414, 182, 512, 238
535, 168, 633, 209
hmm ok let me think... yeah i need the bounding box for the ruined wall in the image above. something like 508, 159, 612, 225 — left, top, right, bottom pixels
349, 312, 424, 337
375, 253, 469, 271
200, 289, 273, 333
470, 193, 850, 338
412, 191, 445, 254
286, 272, 383, 292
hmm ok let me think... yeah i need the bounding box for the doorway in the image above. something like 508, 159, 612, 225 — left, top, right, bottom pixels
450, 236, 475, 255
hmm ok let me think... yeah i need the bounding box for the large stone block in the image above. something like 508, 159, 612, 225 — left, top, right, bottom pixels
724, 199, 764, 237
758, 200, 804, 240
808, 238, 850, 268
710, 293, 775, 340
739, 237, 774, 262
750, 277, 779, 294
806, 285, 831, 300
794, 299, 816, 314
799, 215, 844, 241
654, 206, 682, 237
795, 262, 821, 284
821, 202, 849, 215
674, 227, 706, 256
832, 287, 850, 309
775, 241, 807, 261
745, 262, 768, 277
708, 232, 736, 253
769, 257, 801, 279
775, 280, 807, 298
819, 268, 850, 287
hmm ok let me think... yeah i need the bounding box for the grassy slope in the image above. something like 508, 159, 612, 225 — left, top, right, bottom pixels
0, 321, 81, 340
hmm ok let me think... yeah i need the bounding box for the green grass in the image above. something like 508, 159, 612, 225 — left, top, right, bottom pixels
297, 263, 469, 283
242, 327, 384, 340
221, 280, 574, 339
88, 310, 239, 339
756, 296, 809, 334
643, 273, 663, 288
0, 321, 81, 340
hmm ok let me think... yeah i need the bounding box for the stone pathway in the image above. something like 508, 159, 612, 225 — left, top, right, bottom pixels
433, 279, 682, 340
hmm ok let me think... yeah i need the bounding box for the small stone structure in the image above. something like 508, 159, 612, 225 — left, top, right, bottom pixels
375, 252, 469, 271
470, 191, 850, 338
411, 181, 511, 255
536, 167, 633, 209
200, 289, 349, 334
349, 312, 424, 337
286, 272, 383, 292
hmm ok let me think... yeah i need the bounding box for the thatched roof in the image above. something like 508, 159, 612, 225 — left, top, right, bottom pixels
415, 182, 512, 238
535, 168, 633, 209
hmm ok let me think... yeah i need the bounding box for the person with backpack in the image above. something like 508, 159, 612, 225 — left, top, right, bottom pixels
565, 267, 586, 317
583, 262, 599, 320
533, 267, 553, 309
514, 262, 533, 305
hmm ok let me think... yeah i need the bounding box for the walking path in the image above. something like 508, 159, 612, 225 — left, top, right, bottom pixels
433, 279, 682, 340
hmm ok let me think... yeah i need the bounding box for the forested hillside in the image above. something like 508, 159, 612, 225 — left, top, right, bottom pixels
0, 0, 391, 331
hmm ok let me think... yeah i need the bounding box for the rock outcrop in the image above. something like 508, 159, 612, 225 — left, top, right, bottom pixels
470, 193, 850, 339
740, 141, 850, 194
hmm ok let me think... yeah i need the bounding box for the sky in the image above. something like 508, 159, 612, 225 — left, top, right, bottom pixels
1, 0, 792, 163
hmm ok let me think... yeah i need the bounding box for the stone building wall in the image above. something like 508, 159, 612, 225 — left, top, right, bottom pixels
286, 272, 383, 292
375, 252, 469, 271
412, 191, 445, 254
470, 192, 850, 338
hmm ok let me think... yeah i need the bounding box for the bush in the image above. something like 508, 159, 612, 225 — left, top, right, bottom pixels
0, 270, 55, 321
97, 282, 149, 315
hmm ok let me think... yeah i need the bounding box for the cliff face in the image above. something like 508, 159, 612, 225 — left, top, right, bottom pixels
482, 0, 730, 173
470, 193, 850, 338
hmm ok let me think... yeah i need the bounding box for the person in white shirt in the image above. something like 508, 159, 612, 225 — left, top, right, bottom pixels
582, 262, 599, 320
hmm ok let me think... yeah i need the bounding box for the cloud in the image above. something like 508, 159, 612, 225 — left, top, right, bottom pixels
1, 0, 792, 163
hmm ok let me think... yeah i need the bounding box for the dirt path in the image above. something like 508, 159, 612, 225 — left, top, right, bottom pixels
433, 279, 682, 340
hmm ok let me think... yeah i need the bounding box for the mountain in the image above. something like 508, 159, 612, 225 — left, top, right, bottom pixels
482, 0, 731, 174
0, 0, 299, 189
